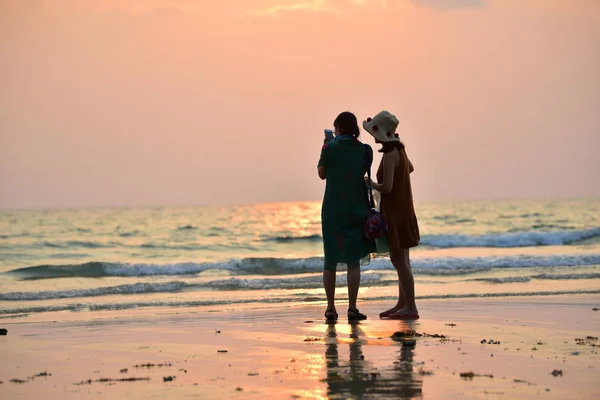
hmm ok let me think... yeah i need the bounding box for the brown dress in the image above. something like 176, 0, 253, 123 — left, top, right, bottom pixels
376, 148, 420, 250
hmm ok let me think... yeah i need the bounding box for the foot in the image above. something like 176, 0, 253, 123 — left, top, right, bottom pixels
387, 307, 419, 320
379, 303, 406, 319
347, 308, 367, 321
324, 309, 338, 321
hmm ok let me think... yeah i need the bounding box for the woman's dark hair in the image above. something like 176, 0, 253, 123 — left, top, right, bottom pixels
333, 111, 360, 139
379, 136, 406, 153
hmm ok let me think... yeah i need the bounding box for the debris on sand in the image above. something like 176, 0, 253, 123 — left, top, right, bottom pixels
74, 377, 150, 386
248, 373, 259, 376
513, 379, 533, 385
391, 331, 447, 341
592, 308, 599, 311
120, 369, 128, 374
9, 371, 52, 384
304, 321, 314, 323
575, 337, 598, 347
235, 387, 243, 391
481, 339, 501, 345
445, 323, 457, 327
551, 369, 563, 377
422, 333, 447, 339
303, 337, 322, 342
0, 328, 7, 335
98, 377, 144, 383
134, 362, 172, 368
392, 330, 417, 338
418, 368, 434, 376
217, 350, 228, 353
460, 372, 493, 379
30, 371, 51, 379
163, 376, 176, 382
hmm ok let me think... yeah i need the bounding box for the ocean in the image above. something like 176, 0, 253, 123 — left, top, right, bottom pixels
1, 199, 599, 317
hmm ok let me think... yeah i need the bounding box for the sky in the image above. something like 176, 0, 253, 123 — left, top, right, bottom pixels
1, 0, 599, 209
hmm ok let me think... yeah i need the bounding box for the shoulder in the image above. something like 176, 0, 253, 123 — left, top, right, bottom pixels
383, 147, 400, 159
382, 148, 401, 165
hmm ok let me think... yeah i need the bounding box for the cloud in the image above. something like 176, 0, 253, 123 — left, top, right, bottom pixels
248, 0, 338, 16
411, 0, 486, 9
81, 0, 198, 16
246, 0, 390, 16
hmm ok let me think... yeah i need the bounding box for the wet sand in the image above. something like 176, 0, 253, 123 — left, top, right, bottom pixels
0, 295, 599, 399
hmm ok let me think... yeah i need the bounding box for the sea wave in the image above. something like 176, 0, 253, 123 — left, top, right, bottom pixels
420, 228, 600, 248
0, 275, 384, 301
177, 225, 198, 231
0, 281, 188, 301
0, 232, 32, 239
41, 240, 113, 249
5, 269, 599, 302
260, 228, 600, 248
263, 234, 323, 243
2, 289, 599, 315
5, 254, 600, 280
468, 273, 600, 284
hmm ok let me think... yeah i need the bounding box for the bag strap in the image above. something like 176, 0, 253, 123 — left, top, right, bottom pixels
364, 145, 375, 210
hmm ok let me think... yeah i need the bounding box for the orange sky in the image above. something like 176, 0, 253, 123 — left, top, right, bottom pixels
1, 0, 599, 209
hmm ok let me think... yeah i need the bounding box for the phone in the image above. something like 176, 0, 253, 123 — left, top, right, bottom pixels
324, 129, 335, 143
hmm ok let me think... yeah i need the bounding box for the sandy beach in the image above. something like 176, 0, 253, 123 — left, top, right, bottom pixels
1, 295, 598, 399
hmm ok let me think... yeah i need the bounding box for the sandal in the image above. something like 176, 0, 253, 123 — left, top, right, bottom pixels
324, 309, 338, 321
347, 308, 367, 321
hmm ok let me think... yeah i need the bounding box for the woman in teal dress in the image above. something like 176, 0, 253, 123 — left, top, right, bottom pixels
317, 112, 376, 321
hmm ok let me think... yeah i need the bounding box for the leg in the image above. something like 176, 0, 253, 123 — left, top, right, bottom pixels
323, 262, 337, 316
389, 248, 418, 317
347, 261, 361, 311
379, 252, 406, 317
347, 261, 367, 320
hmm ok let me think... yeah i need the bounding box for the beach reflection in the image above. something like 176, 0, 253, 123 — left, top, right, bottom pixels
323, 322, 423, 399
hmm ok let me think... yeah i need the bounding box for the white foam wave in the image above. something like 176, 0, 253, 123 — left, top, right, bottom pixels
0, 282, 187, 301
7, 254, 600, 280
469, 273, 600, 284
3, 289, 600, 315
206, 274, 382, 290
421, 228, 600, 248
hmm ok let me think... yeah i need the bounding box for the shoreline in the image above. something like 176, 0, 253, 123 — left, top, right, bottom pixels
1, 294, 599, 399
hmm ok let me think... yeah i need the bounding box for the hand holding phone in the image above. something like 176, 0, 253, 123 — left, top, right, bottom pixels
324, 129, 335, 143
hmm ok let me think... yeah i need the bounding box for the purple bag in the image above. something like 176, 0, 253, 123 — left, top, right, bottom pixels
365, 209, 388, 239
364, 145, 388, 240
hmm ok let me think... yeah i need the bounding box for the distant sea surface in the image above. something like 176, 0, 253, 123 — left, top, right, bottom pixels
1, 199, 599, 317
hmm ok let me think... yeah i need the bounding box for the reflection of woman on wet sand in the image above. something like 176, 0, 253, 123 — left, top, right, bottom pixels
323, 323, 423, 399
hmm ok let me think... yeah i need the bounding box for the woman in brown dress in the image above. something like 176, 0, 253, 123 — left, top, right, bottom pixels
363, 111, 420, 320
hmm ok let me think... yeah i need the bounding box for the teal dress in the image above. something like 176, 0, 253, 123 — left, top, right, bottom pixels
318, 136, 376, 268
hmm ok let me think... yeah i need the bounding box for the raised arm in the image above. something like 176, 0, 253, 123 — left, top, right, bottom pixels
317, 143, 328, 180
